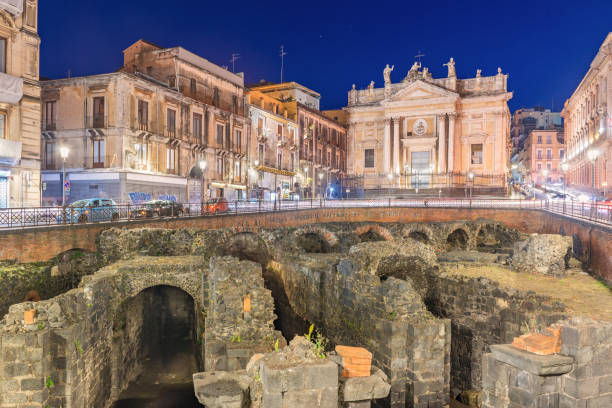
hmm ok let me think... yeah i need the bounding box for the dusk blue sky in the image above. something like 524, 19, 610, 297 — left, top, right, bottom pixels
40, 1, 612, 112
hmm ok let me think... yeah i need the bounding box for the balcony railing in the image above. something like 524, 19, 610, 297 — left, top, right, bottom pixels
87, 115, 108, 129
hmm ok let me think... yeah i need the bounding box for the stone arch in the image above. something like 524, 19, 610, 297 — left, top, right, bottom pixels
403, 224, 435, 245
221, 232, 271, 266
354, 224, 393, 242
294, 227, 338, 253
446, 228, 469, 250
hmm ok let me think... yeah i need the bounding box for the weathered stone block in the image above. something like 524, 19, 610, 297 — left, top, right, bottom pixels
561, 376, 599, 399
304, 361, 338, 389
262, 391, 282, 408
490, 345, 574, 375
282, 389, 319, 407
20, 377, 44, 391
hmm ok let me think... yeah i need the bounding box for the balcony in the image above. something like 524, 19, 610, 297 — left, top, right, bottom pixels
87, 115, 108, 129
0, 0, 22, 16
0, 138, 21, 166
0, 72, 23, 105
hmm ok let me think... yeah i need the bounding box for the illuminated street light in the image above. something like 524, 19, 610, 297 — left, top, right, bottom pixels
60, 147, 70, 207
199, 160, 208, 205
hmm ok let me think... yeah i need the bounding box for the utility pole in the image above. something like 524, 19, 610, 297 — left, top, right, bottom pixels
230, 52, 241, 73
280, 45, 287, 83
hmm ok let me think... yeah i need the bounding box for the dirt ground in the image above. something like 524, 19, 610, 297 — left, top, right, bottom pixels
443, 264, 612, 322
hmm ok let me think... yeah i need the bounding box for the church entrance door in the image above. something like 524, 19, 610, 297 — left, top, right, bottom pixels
411, 151, 430, 189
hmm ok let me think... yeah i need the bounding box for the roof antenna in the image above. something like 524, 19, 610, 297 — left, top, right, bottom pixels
415, 50, 425, 65
230, 52, 241, 73
280, 45, 287, 83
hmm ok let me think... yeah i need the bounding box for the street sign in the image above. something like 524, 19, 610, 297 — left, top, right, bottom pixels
64, 181, 70, 189
42, 182, 47, 191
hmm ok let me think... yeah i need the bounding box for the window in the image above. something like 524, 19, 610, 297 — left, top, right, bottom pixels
278, 124, 283, 139
364, 149, 375, 168
277, 151, 282, 168
137, 100, 148, 130
234, 129, 242, 150
190, 78, 197, 94
0, 111, 5, 139
471, 144, 483, 165
216, 123, 224, 145
213, 88, 220, 107
290, 128, 295, 143
537, 162, 542, 170
136, 143, 147, 169
327, 151, 331, 166
166, 146, 176, 172
168, 76, 176, 89
258, 144, 264, 163
0, 38, 6, 73
232, 95, 238, 113
537, 135, 542, 144
216, 157, 223, 175
546, 149, 552, 160
560, 149, 565, 160
547, 162, 552, 170
536, 149, 542, 159
167, 109, 176, 137
93, 97, 105, 128
45, 101, 56, 130
45, 142, 55, 169
93, 139, 105, 168
234, 161, 240, 178
546, 135, 552, 144
193, 113, 202, 140
290, 153, 294, 170
257, 118, 264, 135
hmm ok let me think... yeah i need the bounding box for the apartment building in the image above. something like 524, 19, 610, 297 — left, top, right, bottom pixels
41, 40, 249, 204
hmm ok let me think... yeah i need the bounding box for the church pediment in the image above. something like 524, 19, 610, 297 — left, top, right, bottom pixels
384, 80, 458, 104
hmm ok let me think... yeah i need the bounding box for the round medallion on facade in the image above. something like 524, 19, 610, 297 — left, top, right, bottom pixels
413, 119, 427, 136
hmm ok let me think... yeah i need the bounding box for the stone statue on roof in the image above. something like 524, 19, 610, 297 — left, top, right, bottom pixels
383, 64, 394, 85
443, 57, 456, 77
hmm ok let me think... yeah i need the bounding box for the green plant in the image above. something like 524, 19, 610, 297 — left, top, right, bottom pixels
37, 322, 45, 330
75, 339, 83, 357
231, 334, 242, 343
389, 311, 397, 320
45, 376, 54, 388
274, 339, 279, 352
304, 324, 328, 359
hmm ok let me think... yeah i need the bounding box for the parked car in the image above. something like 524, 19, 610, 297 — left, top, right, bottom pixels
204, 197, 229, 214
131, 200, 184, 218
57, 198, 119, 223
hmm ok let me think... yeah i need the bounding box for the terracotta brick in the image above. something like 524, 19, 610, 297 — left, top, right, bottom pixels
335, 345, 373, 360
511, 326, 561, 355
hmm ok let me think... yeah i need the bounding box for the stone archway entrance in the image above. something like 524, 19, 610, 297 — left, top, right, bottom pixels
111, 285, 201, 408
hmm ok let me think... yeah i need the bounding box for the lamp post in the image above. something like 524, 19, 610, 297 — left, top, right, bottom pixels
603, 181, 608, 198
542, 168, 549, 201
467, 171, 474, 198
318, 172, 324, 198
199, 160, 207, 209
561, 162, 569, 200
60, 146, 70, 207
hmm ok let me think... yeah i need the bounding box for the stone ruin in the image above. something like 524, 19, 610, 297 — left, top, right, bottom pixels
0, 219, 609, 408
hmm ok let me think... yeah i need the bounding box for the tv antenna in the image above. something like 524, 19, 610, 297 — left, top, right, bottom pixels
280, 45, 287, 83
230, 52, 241, 73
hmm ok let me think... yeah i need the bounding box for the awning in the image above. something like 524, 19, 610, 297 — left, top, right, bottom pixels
256, 165, 296, 177
0, 0, 22, 16
0, 72, 23, 105
210, 182, 246, 190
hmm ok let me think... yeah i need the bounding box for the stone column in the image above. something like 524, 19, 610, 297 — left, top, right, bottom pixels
383, 119, 391, 174
447, 114, 456, 173
437, 115, 446, 173
393, 118, 400, 174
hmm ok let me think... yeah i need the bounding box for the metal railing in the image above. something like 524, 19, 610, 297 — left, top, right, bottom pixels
0, 198, 611, 230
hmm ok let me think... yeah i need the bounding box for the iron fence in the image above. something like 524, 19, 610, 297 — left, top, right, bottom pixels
0, 198, 610, 229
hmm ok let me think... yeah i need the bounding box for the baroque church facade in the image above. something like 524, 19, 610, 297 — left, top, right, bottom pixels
344, 59, 512, 192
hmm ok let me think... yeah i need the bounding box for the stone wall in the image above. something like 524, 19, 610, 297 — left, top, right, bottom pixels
204, 257, 285, 372
425, 270, 568, 392
0, 256, 205, 408
0, 249, 99, 316
1, 207, 611, 283
482, 317, 612, 408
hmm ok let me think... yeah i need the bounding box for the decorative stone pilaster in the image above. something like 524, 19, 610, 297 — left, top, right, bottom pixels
437, 115, 446, 173
447, 114, 456, 172
393, 118, 400, 174
383, 119, 391, 174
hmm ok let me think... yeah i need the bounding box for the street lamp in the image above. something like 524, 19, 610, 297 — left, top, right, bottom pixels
199, 160, 207, 207
60, 146, 70, 207
467, 171, 474, 198
587, 148, 599, 202
541, 168, 549, 199
318, 172, 324, 198
561, 162, 569, 200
